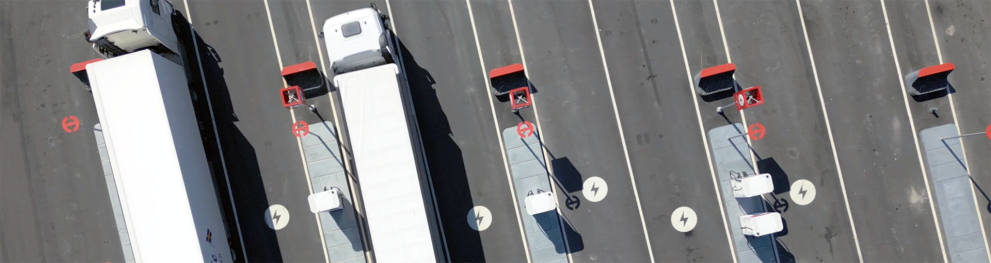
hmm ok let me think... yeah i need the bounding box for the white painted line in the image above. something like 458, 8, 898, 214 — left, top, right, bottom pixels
505, 1, 573, 262
878, 1, 950, 262
710, 0, 757, 173
585, 1, 655, 261
667, 0, 738, 262
381, 4, 452, 261
463, 0, 534, 261
181, 2, 248, 262
261, 1, 331, 262
302, 1, 374, 261
923, 0, 991, 260
793, 1, 864, 261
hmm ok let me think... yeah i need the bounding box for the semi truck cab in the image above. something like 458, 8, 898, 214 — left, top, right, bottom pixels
86, 0, 180, 58
322, 6, 394, 75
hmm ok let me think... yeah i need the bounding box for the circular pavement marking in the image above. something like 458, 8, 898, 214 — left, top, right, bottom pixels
582, 176, 608, 202
467, 206, 492, 231
790, 179, 816, 206
672, 206, 698, 233
264, 204, 290, 230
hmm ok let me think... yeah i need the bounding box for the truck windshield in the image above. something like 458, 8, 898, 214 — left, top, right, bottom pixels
101, 0, 126, 11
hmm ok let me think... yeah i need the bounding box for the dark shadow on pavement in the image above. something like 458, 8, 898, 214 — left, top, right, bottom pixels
397, 37, 483, 262
551, 157, 582, 194
757, 158, 791, 195
174, 11, 280, 263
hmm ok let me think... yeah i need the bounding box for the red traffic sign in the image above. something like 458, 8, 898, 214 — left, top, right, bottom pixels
734, 86, 765, 111
62, 115, 80, 133
986, 124, 991, 141
748, 122, 765, 140
517, 121, 535, 138
510, 86, 532, 110
292, 121, 309, 137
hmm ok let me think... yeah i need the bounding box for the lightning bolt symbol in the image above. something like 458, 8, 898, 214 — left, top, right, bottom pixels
680, 212, 689, 226
591, 183, 600, 196
272, 211, 282, 224
799, 185, 807, 200
475, 212, 485, 225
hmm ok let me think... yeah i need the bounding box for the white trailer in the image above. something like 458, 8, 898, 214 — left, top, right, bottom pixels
73, 0, 237, 262
324, 6, 447, 263
84, 50, 231, 263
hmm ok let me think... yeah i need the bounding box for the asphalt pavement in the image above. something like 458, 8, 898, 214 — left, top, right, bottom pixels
510, 1, 654, 262
180, 1, 328, 262
0, 1, 126, 262
591, 1, 736, 262
798, 0, 944, 261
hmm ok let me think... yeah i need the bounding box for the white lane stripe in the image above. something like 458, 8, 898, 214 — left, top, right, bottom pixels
793, 0, 865, 261
261, 1, 331, 262
585, 1, 655, 261
463, 0, 534, 261
710, 0, 757, 175
181, 2, 248, 262
302, 1, 375, 261
923, 0, 991, 260
879, 1, 950, 262
505, 1, 573, 262
381, 2, 452, 261
667, 1, 738, 262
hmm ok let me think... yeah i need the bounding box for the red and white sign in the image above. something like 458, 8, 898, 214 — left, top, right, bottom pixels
734, 86, 765, 111
292, 121, 309, 137
517, 121, 535, 138
985, 124, 991, 141
510, 86, 532, 110
748, 123, 765, 141
62, 115, 80, 133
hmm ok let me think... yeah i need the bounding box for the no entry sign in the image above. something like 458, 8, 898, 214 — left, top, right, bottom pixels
62, 115, 80, 133
986, 124, 991, 141
517, 121, 535, 138
748, 123, 765, 140
292, 121, 309, 137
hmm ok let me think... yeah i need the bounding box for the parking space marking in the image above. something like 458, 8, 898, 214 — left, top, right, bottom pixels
878, 1, 949, 261
789, 180, 816, 206
585, 2, 655, 260
302, 0, 374, 260
667, 0, 737, 261
923, 1, 991, 259
581, 176, 608, 203
672, 206, 698, 233
506, 1, 574, 262
261, 0, 331, 261
467, 206, 493, 231
793, 0, 864, 260
180, 2, 248, 261
264, 204, 291, 230
463, 0, 533, 261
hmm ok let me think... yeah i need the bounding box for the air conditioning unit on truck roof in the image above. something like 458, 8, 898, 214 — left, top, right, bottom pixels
86, 0, 181, 58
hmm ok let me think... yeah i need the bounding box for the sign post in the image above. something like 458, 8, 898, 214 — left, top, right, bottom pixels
940, 124, 991, 141
718, 86, 764, 114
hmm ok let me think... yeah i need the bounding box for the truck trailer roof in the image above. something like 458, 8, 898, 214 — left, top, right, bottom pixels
336, 63, 441, 263
86, 50, 230, 262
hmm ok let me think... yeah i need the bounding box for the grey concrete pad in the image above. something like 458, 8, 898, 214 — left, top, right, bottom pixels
921, 124, 989, 263
94, 123, 136, 263
503, 127, 568, 263
709, 124, 779, 263
303, 121, 366, 263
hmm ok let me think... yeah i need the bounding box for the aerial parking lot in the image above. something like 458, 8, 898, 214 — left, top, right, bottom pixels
1, 0, 989, 262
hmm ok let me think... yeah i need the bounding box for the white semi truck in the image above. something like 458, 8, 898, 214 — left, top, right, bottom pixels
72, 0, 235, 262
323, 6, 448, 263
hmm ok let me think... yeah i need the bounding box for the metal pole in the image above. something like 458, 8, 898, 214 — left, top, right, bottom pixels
716, 101, 736, 114
941, 132, 985, 141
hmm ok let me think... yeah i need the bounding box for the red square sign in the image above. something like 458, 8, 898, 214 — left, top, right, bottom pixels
510, 86, 532, 110
734, 86, 764, 111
